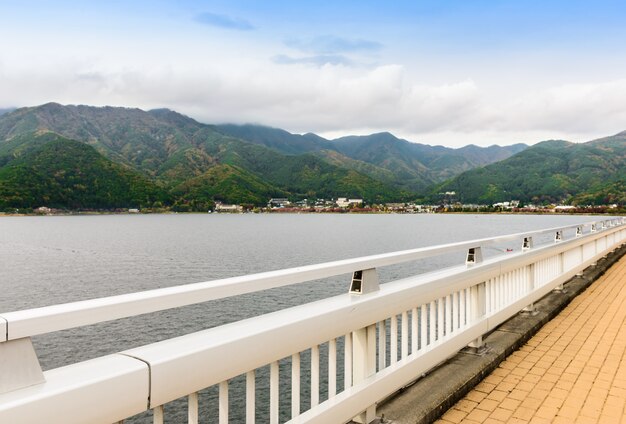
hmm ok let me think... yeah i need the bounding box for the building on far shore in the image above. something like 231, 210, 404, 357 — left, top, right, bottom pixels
267, 198, 291, 208
336, 198, 363, 208
215, 202, 243, 213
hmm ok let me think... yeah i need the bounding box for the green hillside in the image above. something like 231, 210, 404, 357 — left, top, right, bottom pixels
0, 132, 167, 210
171, 164, 287, 210
433, 134, 626, 205
215, 125, 528, 192
1, 103, 623, 211
332, 132, 527, 192
0, 105, 407, 209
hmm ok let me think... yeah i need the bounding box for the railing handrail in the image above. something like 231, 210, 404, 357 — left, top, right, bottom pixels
1, 218, 624, 424
0, 218, 622, 341
121, 232, 597, 407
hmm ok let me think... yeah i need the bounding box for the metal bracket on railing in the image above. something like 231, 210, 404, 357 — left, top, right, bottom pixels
576, 226, 583, 237
601, 222, 607, 230
465, 247, 483, 266
554, 230, 563, 243
0, 338, 45, 395
591, 223, 597, 233
349, 268, 379, 295
522, 236, 533, 251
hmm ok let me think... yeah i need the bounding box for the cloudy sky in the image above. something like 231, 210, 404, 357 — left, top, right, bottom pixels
1, 0, 626, 147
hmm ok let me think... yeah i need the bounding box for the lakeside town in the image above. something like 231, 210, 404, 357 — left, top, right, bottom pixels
17, 196, 624, 216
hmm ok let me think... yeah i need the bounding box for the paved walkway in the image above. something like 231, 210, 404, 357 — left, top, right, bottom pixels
437, 255, 626, 424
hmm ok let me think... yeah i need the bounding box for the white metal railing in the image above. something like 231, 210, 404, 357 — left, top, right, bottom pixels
0, 217, 624, 424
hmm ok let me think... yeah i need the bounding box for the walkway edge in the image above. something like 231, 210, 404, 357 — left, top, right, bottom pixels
377, 243, 626, 424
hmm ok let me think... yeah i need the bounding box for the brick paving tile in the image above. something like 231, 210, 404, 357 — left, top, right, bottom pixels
475, 398, 499, 412
465, 408, 490, 421
474, 382, 496, 394
488, 407, 513, 421
465, 390, 488, 403
454, 399, 478, 413
511, 406, 534, 420
486, 390, 509, 402
482, 418, 503, 424
506, 418, 528, 424
519, 397, 542, 410
497, 397, 520, 411
438, 255, 626, 423
439, 408, 468, 423
555, 405, 580, 419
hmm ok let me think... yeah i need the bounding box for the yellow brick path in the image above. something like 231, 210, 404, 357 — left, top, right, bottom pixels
437, 255, 626, 424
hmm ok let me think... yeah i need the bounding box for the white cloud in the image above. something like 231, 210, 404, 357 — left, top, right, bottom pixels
1, 53, 625, 147
505, 79, 626, 134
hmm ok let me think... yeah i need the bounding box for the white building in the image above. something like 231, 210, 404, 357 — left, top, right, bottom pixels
215, 202, 243, 213
336, 198, 363, 208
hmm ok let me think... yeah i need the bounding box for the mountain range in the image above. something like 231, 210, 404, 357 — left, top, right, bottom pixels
0, 103, 623, 211
434, 133, 626, 205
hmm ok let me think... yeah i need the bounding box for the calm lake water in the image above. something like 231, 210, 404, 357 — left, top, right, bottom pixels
0, 213, 599, 422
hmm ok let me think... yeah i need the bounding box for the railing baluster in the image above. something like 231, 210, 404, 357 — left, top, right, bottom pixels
437, 297, 444, 341
378, 320, 386, 370
401, 310, 409, 359
420, 304, 427, 349
429, 300, 436, 344
246, 370, 255, 424
459, 290, 466, 328
189, 391, 199, 424
344, 333, 352, 388
452, 292, 459, 331
390, 314, 398, 363
446, 294, 452, 335
311, 345, 320, 407
270, 361, 279, 424
219, 381, 228, 424
411, 307, 418, 354
291, 353, 300, 418
328, 339, 337, 398
153, 405, 164, 424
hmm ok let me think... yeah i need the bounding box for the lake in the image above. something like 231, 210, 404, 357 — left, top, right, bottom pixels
0, 213, 598, 422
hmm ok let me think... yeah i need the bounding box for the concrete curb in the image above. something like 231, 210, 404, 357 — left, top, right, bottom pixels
377, 243, 626, 424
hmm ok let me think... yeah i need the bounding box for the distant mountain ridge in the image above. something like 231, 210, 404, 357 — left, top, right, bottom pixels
215, 124, 527, 192
0, 103, 623, 210
0, 104, 408, 209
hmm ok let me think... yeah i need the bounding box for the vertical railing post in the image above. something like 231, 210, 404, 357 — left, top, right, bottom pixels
352, 324, 377, 423
522, 263, 538, 314
349, 268, 379, 423
467, 281, 486, 351
464, 246, 487, 352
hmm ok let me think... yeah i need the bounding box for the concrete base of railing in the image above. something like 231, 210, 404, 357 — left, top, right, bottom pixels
377, 242, 626, 424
